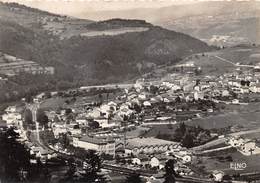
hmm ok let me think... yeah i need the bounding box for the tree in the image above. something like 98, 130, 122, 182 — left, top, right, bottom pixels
98, 93, 103, 104
133, 103, 142, 113
164, 159, 177, 183
0, 128, 31, 181
89, 120, 100, 129
65, 108, 72, 115
150, 85, 159, 94
25, 93, 33, 103
181, 133, 195, 148
179, 122, 186, 135
106, 92, 109, 102
37, 109, 49, 128
64, 157, 77, 181
59, 133, 70, 148
175, 96, 181, 103
173, 128, 184, 142
24, 109, 33, 128
126, 172, 142, 183
44, 92, 51, 99
78, 150, 105, 183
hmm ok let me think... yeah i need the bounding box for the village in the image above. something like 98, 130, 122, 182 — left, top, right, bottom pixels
2, 58, 260, 183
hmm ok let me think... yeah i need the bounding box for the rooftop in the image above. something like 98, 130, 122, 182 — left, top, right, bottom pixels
79, 135, 114, 145
126, 137, 178, 149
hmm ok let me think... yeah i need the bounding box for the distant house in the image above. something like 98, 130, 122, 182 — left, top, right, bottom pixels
229, 137, 245, 147
229, 137, 258, 155
150, 157, 160, 168
52, 126, 67, 138
232, 99, 239, 104
2, 112, 22, 127
212, 170, 224, 182
132, 158, 141, 165
94, 116, 120, 128
4, 106, 18, 113
147, 173, 164, 183
249, 84, 260, 93
118, 105, 134, 117
143, 101, 152, 107
30, 146, 56, 160
75, 117, 88, 126
173, 150, 192, 163
241, 140, 256, 154
100, 104, 115, 118
193, 91, 204, 101
222, 90, 230, 97
73, 135, 115, 156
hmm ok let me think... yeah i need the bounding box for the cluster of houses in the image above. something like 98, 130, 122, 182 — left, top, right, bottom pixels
228, 136, 260, 156
1, 105, 57, 162
3, 61, 260, 181
1, 106, 23, 127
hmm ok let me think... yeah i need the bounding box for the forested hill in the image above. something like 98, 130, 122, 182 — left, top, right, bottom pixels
0, 2, 214, 86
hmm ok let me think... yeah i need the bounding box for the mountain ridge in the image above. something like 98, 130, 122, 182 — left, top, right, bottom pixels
0, 2, 214, 86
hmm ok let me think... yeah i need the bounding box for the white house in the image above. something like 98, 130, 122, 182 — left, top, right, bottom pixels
76, 117, 88, 126
150, 157, 160, 168
242, 140, 256, 154
5, 106, 17, 113
94, 117, 109, 128
194, 91, 204, 101
2, 112, 22, 127
100, 104, 115, 118
249, 84, 260, 93
212, 170, 224, 182
222, 90, 230, 97
229, 137, 244, 147
132, 158, 141, 165
143, 101, 152, 107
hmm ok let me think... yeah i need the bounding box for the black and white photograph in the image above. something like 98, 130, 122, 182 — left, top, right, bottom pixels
0, 0, 260, 182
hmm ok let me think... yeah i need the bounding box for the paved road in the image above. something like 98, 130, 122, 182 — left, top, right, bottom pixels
229, 127, 260, 137
26, 102, 54, 153
79, 83, 134, 90
214, 55, 255, 68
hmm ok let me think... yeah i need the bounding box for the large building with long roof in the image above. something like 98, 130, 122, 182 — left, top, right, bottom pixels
73, 135, 116, 156
125, 137, 181, 155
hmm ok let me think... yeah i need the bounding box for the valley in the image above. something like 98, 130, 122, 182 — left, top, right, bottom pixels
0, 1, 260, 183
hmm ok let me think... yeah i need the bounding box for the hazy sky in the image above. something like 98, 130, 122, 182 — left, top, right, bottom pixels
1, 0, 260, 18
1, 0, 214, 13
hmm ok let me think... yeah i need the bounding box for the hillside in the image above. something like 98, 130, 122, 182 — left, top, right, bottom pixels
0, 2, 93, 38
79, 1, 260, 46
0, 2, 214, 86
178, 44, 260, 76
159, 14, 260, 47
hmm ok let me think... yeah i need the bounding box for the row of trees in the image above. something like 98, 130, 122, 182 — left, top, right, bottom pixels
156, 123, 212, 148
24, 108, 49, 130
0, 128, 51, 182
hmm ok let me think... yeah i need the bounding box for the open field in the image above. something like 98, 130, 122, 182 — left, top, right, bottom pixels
185, 102, 260, 130
179, 45, 260, 76
81, 27, 149, 37
186, 111, 260, 130
40, 97, 66, 110
240, 132, 260, 139
201, 151, 260, 174
143, 124, 177, 138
